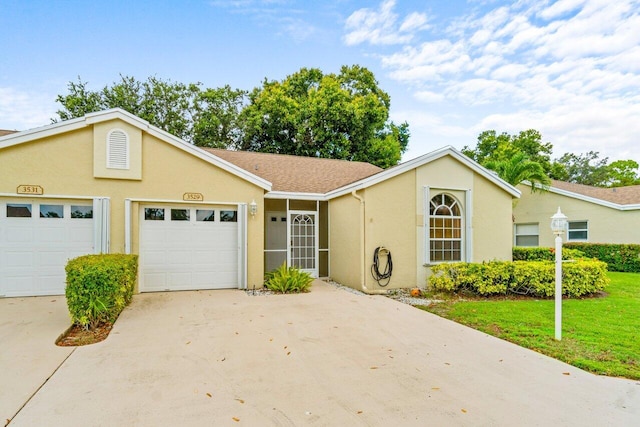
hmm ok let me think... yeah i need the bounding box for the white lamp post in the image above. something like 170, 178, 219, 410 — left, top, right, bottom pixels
550, 207, 568, 341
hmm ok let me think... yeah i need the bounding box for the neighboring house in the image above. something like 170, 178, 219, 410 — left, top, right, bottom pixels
514, 180, 640, 247
0, 109, 520, 297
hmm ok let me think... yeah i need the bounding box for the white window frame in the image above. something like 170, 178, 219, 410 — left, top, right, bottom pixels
514, 223, 540, 247
567, 220, 589, 242
425, 189, 467, 264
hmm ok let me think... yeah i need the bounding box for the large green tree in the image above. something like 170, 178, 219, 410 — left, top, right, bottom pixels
239, 65, 409, 168
463, 129, 553, 174
606, 160, 640, 187
55, 75, 246, 147
550, 151, 610, 187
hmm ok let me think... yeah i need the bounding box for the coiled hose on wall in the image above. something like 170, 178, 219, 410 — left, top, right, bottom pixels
371, 246, 393, 287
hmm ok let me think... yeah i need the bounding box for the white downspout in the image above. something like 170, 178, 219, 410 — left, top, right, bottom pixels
351, 190, 387, 295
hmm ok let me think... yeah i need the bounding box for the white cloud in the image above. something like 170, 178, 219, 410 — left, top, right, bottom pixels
414, 91, 445, 103
348, 0, 640, 161
210, 0, 317, 42
343, 0, 428, 46
0, 87, 57, 131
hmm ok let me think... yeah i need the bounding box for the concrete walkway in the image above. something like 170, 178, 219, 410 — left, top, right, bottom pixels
5, 280, 640, 426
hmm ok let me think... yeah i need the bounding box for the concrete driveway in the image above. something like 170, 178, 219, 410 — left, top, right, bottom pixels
4, 280, 639, 426
0, 296, 74, 423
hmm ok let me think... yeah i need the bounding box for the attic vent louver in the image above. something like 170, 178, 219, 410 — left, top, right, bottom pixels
107, 129, 129, 169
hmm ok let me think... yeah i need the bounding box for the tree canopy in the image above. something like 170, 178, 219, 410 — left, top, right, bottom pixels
55, 76, 246, 148
463, 129, 640, 189
54, 67, 409, 168
239, 66, 408, 168
549, 151, 610, 187
463, 129, 553, 175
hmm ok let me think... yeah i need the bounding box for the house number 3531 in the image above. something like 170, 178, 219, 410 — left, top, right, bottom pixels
17, 185, 44, 195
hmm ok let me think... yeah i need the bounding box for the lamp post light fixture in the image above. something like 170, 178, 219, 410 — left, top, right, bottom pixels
249, 199, 258, 217
550, 207, 568, 340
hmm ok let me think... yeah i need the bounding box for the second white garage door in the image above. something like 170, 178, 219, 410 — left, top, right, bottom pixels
139, 205, 243, 292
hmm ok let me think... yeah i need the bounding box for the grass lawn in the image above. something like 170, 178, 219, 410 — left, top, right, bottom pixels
421, 272, 640, 380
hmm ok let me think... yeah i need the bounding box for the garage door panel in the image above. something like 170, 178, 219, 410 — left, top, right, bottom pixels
143, 250, 169, 266
191, 250, 216, 263
38, 275, 66, 294
0, 200, 95, 297
215, 250, 238, 265
39, 226, 65, 243
39, 251, 69, 266
3, 277, 34, 297
169, 251, 193, 265
168, 272, 192, 287
4, 251, 34, 268
143, 273, 167, 289
6, 225, 33, 244
69, 225, 93, 244
139, 205, 241, 292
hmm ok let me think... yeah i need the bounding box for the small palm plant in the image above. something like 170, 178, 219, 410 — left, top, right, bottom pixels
265, 262, 313, 293
485, 152, 550, 192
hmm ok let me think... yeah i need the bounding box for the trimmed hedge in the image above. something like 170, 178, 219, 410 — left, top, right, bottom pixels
429, 260, 609, 298
65, 254, 138, 329
564, 243, 640, 273
512, 246, 586, 261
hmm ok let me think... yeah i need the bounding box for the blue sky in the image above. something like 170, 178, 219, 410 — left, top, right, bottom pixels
1, 0, 639, 162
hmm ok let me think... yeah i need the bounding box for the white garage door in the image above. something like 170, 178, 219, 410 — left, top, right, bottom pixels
0, 200, 95, 297
139, 205, 244, 292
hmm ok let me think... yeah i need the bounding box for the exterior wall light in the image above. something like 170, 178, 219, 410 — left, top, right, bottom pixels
550, 207, 568, 340
249, 200, 258, 217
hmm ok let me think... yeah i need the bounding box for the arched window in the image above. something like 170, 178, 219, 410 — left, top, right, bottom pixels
107, 129, 129, 169
429, 193, 462, 262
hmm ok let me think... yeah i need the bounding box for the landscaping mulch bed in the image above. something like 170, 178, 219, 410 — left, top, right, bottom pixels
56, 322, 113, 347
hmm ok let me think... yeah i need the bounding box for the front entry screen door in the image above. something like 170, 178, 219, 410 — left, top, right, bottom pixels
289, 212, 317, 277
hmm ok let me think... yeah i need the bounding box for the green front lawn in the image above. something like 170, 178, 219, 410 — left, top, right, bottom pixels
421, 272, 640, 380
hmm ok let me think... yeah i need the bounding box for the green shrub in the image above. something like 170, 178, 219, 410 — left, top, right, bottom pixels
513, 246, 586, 261
265, 262, 313, 293
65, 254, 138, 329
429, 259, 609, 298
565, 243, 640, 273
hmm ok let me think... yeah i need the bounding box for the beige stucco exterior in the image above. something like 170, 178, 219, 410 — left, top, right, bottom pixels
329, 154, 516, 291
328, 194, 362, 288
0, 118, 266, 289
1, 110, 519, 296
514, 185, 640, 246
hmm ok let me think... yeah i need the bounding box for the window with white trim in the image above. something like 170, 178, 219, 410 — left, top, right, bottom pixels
567, 221, 588, 241
514, 223, 539, 246
107, 129, 129, 169
429, 194, 462, 262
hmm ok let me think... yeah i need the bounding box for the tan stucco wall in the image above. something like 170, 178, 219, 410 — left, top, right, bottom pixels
472, 174, 513, 261
329, 154, 515, 291
328, 194, 362, 288
0, 120, 265, 288
514, 185, 640, 246
363, 171, 416, 291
